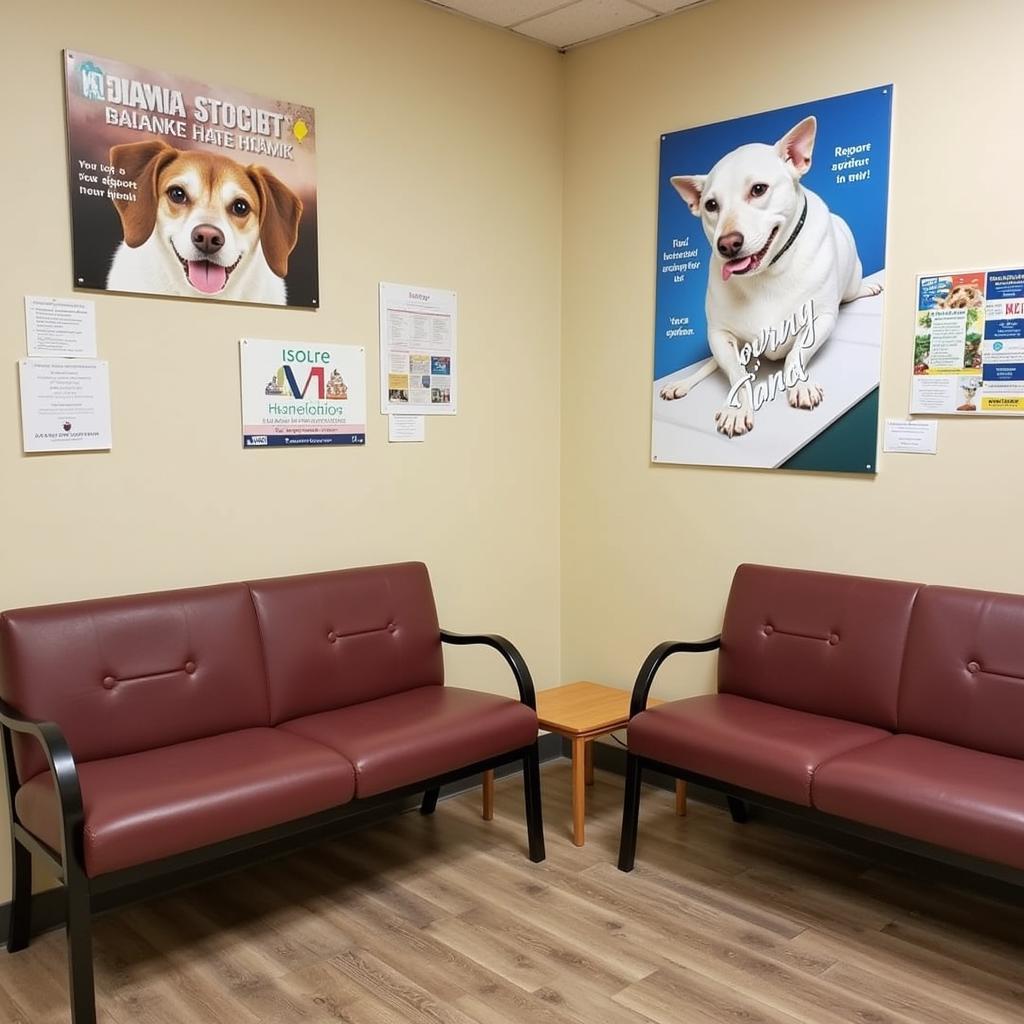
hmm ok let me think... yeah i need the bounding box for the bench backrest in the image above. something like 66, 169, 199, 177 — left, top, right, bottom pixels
0, 562, 444, 780
899, 585, 1024, 759
249, 562, 444, 723
0, 583, 269, 781
718, 564, 921, 730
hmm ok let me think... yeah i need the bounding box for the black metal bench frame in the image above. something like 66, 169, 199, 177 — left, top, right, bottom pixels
616, 635, 1024, 888
2, 629, 545, 1024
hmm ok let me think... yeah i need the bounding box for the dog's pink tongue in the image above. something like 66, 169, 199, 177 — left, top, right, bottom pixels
187, 260, 227, 294
722, 256, 753, 282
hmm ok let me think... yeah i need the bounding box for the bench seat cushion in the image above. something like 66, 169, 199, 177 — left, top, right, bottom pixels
15, 728, 356, 877
812, 734, 1024, 870
278, 685, 538, 797
629, 694, 890, 806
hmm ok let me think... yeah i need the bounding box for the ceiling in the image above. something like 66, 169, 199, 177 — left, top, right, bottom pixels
422, 0, 712, 50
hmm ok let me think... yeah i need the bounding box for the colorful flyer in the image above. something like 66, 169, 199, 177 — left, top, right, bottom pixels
65, 49, 318, 308
652, 86, 893, 474
379, 283, 457, 416
911, 267, 1024, 415
240, 340, 365, 448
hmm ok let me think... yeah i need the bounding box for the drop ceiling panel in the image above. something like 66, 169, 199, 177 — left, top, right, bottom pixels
517, 0, 653, 48
423, 0, 713, 49
434, 0, 574, 26
637, 0, 704, 13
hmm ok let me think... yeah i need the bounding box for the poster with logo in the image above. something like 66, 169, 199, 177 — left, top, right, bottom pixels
240, 340, 365, 448
65, 49, 318, 308
911, 267, 1024, 415
652, 86, 893, 474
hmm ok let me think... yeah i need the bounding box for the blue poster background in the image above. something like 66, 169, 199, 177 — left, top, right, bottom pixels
654, 86, 893, 381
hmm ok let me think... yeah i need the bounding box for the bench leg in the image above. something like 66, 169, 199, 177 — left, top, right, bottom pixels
482, 769, 495, 821
420, 788, 440, 816
727, 796, 749, 824
6, 836, 32, 953
617, 753, 642, 872
522, 743, 545, 863
65, 870, 96, 1024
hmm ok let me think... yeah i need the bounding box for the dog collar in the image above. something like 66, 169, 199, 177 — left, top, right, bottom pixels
768, 195, 808, 267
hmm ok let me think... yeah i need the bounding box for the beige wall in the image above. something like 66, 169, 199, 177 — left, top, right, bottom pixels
0, 0, 563, 896
561, 0, 1024, 699
5, 0, 1024, 906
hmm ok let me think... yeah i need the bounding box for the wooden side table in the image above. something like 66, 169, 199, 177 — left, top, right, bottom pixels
481, 681, 685, 845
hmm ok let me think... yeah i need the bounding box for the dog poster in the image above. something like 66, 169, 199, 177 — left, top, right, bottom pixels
653, 86, 893, 473
911, 266, 1024, 415
64, 49, 318, 308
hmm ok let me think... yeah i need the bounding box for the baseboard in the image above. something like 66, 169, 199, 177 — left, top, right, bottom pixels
0, 732, 564, 946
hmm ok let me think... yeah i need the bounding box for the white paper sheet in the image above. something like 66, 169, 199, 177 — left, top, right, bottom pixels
388, 414, 425, 442
25, 295, 97, 357
883, 418, 938, 454
19, 359, 111, 453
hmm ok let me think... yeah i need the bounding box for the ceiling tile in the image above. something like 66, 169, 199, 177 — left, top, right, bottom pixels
516, 0, 654, 48
432, 1, 569, 28
633, 0, 704, 13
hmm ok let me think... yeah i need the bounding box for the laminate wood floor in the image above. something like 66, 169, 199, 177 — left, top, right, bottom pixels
3, 761, 1023, 1024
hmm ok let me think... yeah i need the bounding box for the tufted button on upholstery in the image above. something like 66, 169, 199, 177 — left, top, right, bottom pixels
327, 631, 337, 643
967, 661, 980, 674
185, 661, 197, 674
387, 622, 397, 633
102, 676, 117, 690
829, 633, 840, 646
763, 624, 774, 636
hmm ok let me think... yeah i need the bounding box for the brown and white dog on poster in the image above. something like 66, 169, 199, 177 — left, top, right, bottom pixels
105, 140, 303, 304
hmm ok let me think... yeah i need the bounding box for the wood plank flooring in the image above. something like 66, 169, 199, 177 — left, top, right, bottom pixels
2, 760, 1023, 1024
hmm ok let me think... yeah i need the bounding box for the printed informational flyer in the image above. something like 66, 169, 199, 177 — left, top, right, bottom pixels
25, 296, 97, 357
379, 283, 457, 416
240, 339, 366, 448
911, 267, 1024, 415
18, 359, 112, 453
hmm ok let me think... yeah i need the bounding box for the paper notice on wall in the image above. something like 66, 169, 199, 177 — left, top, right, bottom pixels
883, 418, 937, 454
911, 266, 1024, 414
25, 296, 97, 357
18, 359, 111, 453
388, 414, 425, 442
379, 282, 457, 416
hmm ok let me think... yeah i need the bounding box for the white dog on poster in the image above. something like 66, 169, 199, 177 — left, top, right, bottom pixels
659, 117, 881, 437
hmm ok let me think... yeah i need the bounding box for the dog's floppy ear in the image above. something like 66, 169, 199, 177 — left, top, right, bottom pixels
776, 117, 816, 177
670, 175, 706, 216
109, 140, 178, 247
247, 166, 303, 279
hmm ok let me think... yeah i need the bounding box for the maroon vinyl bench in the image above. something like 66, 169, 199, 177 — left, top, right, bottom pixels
1, 561, 545, 1024
619, 564, 1024, 884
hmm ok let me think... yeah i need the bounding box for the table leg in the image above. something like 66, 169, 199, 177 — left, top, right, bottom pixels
572, 736, 587, 846
482, 769, 495, 821
675, 780, 687, 817
585, 739, 594, 786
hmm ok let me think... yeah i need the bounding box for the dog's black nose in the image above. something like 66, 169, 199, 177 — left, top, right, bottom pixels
717, 231, 744, 258
191, 224, 224, 254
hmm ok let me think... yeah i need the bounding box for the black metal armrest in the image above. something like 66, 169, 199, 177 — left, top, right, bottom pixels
629, 636, 721, 718
0, 696, 84, 866
440, 630, 537, 710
